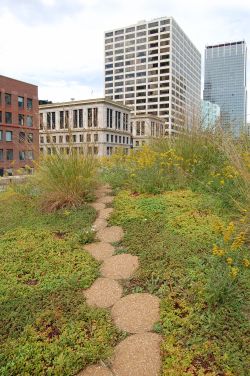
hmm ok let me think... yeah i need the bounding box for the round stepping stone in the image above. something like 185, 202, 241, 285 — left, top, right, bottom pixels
101, 254, 139, 280
96, 195, 114, 204
84, 278, 123, 308
84, 242, 115, 261
111, 293, 160, 333
90, 202, 106, 211
93, 218, 108, 231
111, 333, 162, 376
97, 226, 124, 243
98, 208, 114, 220
78, 365, 113, 376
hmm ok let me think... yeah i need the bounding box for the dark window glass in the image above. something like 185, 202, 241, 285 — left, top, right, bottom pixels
27, 98, 33, 109
19, 132, 25, 142
6, 131, 12, 141
7, 149, 13, 160
5, 112, 12, 124
5, 93, 11, 105
18, 96, 24, 108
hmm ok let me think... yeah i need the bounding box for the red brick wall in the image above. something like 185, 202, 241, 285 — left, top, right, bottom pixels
0, 75, 39, 176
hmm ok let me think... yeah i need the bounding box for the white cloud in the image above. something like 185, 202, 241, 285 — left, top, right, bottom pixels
0, 0, 249, 118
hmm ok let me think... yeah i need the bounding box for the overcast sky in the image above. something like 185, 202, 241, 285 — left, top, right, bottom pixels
0, 0, 249, 118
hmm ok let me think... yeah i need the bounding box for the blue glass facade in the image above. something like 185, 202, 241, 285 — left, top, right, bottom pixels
203, 41, 247, 136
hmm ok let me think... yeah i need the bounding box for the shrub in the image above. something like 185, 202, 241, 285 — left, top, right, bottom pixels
36, 151, 98, 212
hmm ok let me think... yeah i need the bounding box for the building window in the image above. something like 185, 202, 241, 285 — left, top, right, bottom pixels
73, 110, 78, 128
79, 134, 84, 142
51, 112, 55, 129
136, 121, 140, 135
88, 109, 92, 127
73, 134, 77, 142
107, 108, 113, 128
65, 135, 70, 143
26, 150, 34, 160
27, 133, 33, 143
60, 111, 64, 129
141, 121, 145, 135
94, 146, 98, 155
136, 141, 139, 146
65, 111, 69, 128
6, 149, 13, 160
106, 134, 109, 142
18, 96, 24, 109
115, 111, 121, 129
40, 136, 44, 144
111, 134, 114, 142
27, 98, 33, 110
27, 115, 33, 127
5, 112, 12, 124
5, 93, 11, 105
40, 113, 43, 129
0, 149, 3, 160
107, 146, 113, 156
0, 111, 2, 123
86, 133, 91, 142
0, 130, 2, 141
19, 132, 25, 142
6, 131, 13, 142
19, 151, 25, 161
93, 108, 98, 127
94, 133, 98, 142
18, 114, 24, 126
59, 135, 63, 143
79, 109, 83, 128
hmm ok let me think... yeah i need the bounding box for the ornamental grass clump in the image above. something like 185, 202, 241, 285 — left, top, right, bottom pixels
36, 151, 98, 212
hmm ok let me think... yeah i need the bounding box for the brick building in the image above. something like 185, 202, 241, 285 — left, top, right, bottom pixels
0, 75, 39, 176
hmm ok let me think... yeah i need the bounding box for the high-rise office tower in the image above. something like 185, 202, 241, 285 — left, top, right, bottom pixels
104, 17, 201, 135
204, 41, 247, 135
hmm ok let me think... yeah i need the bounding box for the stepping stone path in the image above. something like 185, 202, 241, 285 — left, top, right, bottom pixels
80, 185, 162, 376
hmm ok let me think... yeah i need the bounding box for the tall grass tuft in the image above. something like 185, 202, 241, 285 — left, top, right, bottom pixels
36, 150, 98, 212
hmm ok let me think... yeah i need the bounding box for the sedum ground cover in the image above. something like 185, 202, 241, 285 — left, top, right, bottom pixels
0, 191, 119, 376
110, 190, 249, 375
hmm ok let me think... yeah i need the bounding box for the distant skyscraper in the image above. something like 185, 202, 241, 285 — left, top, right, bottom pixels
201, 100, 220, 129
203, 41, 247, 136
104, 17, 201, 135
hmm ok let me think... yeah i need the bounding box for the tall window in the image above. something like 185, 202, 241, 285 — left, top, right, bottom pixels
6, 149, 13, 160
141, 121, 145, 135
5, 93, 11, 105
65, 111, 69, 128
0, 130, 2, 141
136, 121, 140, 135
27, 115, 33, 127
6, 131, 12, 142
60, 111, 64, 129
51, 112, 55, 129
47, 113, 51, 129
5, 112, 12, 124
0, 149, 3, 160
19, 151, 25, 161
40, 113, 43, 129
107, 108, 113, 128
115, 111, 121, 129
73, 110, 78, 128
28, 133, 33, 143
27, 98, 33, 110
88, 109, 92, 127
93, 108, 98, 127
79, 109, 83, 128
0, 111, 2, 123
94, 133, 98, 142
18, 114, 24, 126
19, 132, 25, 142
18, 96, 24, 109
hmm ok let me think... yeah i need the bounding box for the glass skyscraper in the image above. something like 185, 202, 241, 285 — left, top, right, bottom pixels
104, 17, 201, 135
203, 41, 247, 136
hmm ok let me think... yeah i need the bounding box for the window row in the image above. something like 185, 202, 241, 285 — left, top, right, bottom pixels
0, 111, 33, 126
0, 130, 33, 143
0, 149, 34, 161
0, 92, 33, 109
106, 133, 130, 144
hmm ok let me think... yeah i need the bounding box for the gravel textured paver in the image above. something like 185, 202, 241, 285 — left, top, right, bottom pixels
111, 293, 160, 333
78, 365, 113, 376
111, 333, 162, 376
93, 218, 108, 231
97, 226, 124, 243
98, 208, 114, 220
90, 202, 106, 211
101, 254, 139, 280
96, 195, 114, 204
84, 242, 115, 261
84, 278, 123, 308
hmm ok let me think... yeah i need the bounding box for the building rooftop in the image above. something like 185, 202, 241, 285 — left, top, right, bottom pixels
0, 74, 38, 88
39, 98, 131, 111
206, 41, 245, 49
